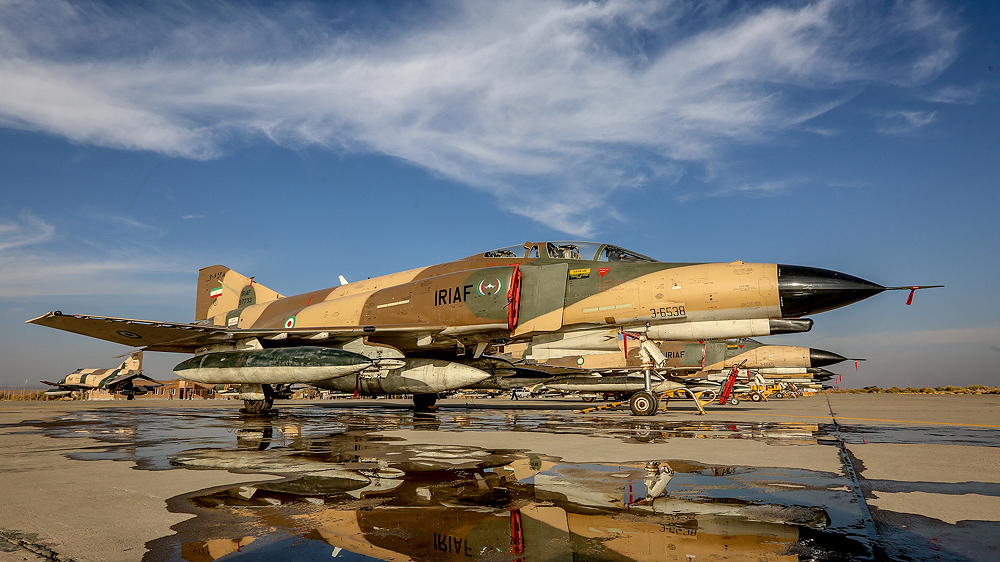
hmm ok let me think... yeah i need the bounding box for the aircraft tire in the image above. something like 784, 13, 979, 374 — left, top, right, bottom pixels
413, 393, 438, 411
243, 398, 272, 414
629, 391, 659, 416
582, 395, 596, 402
750, 392, 763, 402
242, 384, 275, 415
728, 397, 740, 405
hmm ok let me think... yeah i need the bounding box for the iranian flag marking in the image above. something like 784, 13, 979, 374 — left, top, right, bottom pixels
209, 286, 224, 299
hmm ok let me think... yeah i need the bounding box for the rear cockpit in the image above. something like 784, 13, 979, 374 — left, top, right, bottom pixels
483, 241, 657, 262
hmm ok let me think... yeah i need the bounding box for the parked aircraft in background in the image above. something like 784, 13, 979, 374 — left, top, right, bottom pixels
39, 351, 160, 399
508, 337, 855, 385
28, 240, 938, 415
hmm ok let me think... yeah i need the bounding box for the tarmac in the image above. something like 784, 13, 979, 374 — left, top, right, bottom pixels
0, 393, 997, 561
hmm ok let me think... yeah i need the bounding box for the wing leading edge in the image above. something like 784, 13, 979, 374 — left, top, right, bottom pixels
26, 311, 456, 353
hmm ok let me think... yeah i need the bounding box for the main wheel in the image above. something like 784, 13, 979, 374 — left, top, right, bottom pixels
243, 384, 275, 414
582, 395, 596, 402
413, 393, 438, 411
243, 397, 273, 414
750, 392, 763, 402
629, 391, 659, 416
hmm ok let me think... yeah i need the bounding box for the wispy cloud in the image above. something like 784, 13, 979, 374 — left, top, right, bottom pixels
923, 84, 982, 105
876, 110, 937, 134
0, 211, 57, 251
0, 0, 962, 234
0, 254, 189, 299
0, 211, 188, 298
675, 179, 798, 203
78, 210, 167, 236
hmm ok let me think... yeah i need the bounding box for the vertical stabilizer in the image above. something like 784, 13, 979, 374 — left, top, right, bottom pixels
196, 265, 285, 321
121, 351, 143, 372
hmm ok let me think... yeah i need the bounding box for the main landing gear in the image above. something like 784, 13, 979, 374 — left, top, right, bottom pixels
412, 393, 438, 411
241, 383, 275, 415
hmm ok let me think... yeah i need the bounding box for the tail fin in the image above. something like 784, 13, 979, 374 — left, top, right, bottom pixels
196, 265, 285, 321
120, 351, 143, 372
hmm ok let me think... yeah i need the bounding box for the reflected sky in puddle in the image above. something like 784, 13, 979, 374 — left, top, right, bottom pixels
14, 406, 891, 560
158, 451, 862, 562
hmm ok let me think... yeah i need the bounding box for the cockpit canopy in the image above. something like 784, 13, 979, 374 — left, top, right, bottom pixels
483, 241, 657, 263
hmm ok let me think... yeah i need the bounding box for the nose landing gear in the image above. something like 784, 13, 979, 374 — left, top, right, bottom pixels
629, 390, 659, 416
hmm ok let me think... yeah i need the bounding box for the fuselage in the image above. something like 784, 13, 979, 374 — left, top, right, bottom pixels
198, 241, 885, 353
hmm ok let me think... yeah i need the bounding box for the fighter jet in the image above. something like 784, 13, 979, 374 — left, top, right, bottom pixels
514, 337, 853, 384
27, 240, 938, 414
39, 351, 160, 400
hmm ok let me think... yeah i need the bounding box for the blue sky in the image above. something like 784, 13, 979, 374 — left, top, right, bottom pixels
1, 0, 997, 389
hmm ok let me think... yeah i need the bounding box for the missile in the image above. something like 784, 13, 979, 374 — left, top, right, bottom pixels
643, 318, 812, 341
469, 366, 564, 390
173, 346, 372, 384
547, 375, 652, 393
546, 374, 704, 394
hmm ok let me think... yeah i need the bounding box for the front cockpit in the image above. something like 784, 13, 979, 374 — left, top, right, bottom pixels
482, 241, 657, 263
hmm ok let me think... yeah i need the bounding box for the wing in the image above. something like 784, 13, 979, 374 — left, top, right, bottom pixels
27, 311, 453, 353
27, 312, 228, 352
104, 371, 153, 387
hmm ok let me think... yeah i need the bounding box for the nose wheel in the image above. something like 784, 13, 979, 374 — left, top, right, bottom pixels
629, 391, 659, 416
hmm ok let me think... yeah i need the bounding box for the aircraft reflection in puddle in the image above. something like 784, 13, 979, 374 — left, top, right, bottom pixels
167, 421, 864, 562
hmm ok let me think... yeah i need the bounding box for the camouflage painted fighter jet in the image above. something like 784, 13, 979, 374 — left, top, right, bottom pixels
27, 240, 938, 415
512, 337, 853, 385
491, 337, 851, 406
39, 351, 160, 399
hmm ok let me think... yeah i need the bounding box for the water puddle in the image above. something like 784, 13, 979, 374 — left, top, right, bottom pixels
21, 406, 977, 560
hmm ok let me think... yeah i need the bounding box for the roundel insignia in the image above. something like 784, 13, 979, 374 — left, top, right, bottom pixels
478, 278, 503, 296
117, 330, 142, 339
576, 356, 585, 366
284, 316, 296, 329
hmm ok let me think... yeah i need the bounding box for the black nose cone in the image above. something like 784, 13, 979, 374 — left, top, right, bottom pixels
778, 265, 885, 317
809, 348, 848, 368
813, 369, 836, 382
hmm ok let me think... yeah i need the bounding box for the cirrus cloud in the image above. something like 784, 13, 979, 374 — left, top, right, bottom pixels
0, 0, 962, 235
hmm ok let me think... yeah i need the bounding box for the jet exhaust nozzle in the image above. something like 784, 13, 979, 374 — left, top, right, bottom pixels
768, 318, 813, 335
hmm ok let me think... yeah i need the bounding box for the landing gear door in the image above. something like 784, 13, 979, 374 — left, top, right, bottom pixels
512, 263, 569, 337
